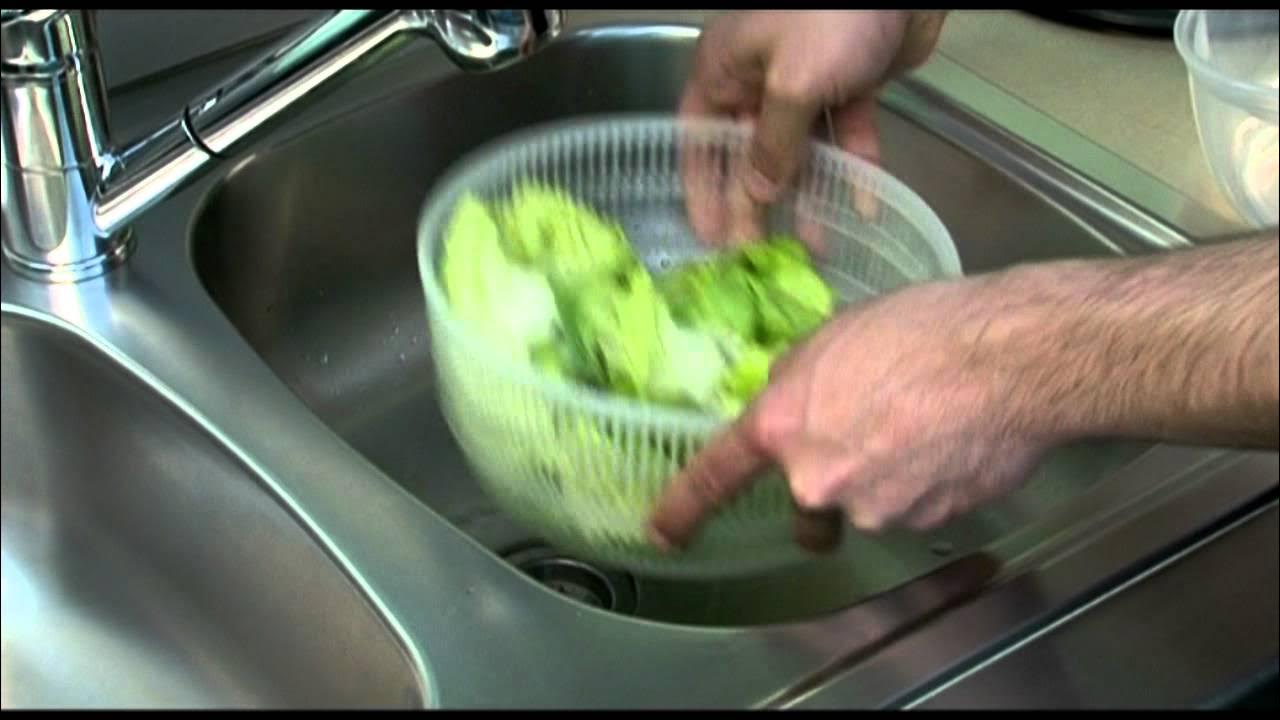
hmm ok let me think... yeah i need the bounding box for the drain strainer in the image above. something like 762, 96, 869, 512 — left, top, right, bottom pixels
503, 544, 638, 614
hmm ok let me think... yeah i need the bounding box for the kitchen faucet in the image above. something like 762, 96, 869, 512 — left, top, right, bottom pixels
0, 10, 563, 282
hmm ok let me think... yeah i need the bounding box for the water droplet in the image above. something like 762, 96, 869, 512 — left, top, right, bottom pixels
411, 336, 419, 345
398, 353, 406, 363
321, 353, 329, 365
393, 326, 400, 336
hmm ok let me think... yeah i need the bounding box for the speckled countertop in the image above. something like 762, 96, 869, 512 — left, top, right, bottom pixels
940, 12, 1203, 194
927, 10, 1254, 237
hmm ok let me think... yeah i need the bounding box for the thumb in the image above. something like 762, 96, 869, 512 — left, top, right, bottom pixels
831, 95, 882, 167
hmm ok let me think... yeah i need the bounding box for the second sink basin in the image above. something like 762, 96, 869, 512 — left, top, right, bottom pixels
0, 314, 427, 709
192, 24, 1152, 627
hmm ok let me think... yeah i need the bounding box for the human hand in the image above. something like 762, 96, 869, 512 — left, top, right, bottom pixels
648, 273, 1055, 551
679, 10, 947, 246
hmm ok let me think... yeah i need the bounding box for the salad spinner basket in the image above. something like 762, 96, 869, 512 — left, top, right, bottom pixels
417, 115, 961, 579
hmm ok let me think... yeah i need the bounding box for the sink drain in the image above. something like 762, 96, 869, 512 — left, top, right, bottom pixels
502, 544, 638, 614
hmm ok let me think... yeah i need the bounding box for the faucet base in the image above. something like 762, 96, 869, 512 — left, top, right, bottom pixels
2, 230, 135, 284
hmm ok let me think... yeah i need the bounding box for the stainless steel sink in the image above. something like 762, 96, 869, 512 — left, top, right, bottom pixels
0, 315, 427, 709
190, 24, 1153, 627
3, 18, 1275, 710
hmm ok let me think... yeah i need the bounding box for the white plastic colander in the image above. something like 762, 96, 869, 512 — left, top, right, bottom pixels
416, 114, 961, 580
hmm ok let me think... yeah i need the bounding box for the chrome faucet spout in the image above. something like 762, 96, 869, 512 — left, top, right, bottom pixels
1, 9, 563, 282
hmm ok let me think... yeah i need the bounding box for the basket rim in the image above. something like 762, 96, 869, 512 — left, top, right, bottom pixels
415, 113, 960, 437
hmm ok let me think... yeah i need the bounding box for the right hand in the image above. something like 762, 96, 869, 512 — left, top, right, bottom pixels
679, 10, 947, 245
649, 271, 1055, 554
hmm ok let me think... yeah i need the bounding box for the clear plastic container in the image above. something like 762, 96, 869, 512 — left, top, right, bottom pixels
1174, 9, 1279, 229
416, 115, 960, 579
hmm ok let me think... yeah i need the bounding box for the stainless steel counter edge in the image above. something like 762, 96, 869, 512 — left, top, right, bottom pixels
783, 453, 1278, 709
911, 498, 1278, 709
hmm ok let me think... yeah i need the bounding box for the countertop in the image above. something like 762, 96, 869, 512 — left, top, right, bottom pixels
926, 10, 1254, 238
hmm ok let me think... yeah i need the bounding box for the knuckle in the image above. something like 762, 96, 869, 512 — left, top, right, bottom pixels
764, 65, 823, 107
790, 482, 825, 510
745, 407, 791, 453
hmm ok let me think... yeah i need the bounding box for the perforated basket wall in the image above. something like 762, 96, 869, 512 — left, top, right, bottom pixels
417, 114, 961, 579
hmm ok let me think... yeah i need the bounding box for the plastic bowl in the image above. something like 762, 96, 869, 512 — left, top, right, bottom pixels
1174, 9, 1279, 228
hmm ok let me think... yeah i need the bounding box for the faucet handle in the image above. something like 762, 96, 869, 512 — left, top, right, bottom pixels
424, 9, 563, 72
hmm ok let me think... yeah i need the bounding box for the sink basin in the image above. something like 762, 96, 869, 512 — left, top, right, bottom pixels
0, 314, 426, 709
190, 25, 1153, 627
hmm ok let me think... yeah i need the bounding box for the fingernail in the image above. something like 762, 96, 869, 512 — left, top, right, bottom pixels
851, 511, 884, 534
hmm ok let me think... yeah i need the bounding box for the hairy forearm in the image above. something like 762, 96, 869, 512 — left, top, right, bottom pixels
987, 237, 1279, 449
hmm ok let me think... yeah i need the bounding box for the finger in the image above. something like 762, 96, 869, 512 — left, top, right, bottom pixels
844, 485, 909, 535
901, 483, 960, 532
677, 13, 771, 248
648, 417, 772, 551
831, 95, 883, 167
745, 75, 825, 206
830, 96, 884, 222
827, 464, 899, 535
792, 201, 830, 259
783, 113, 834, 258
727, 113, 767, 246
788, 100, 881, 263
855, 445, 997, 534
792, 506, 845, 554
679, 87, 731, 247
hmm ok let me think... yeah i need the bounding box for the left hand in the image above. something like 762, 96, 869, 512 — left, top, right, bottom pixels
648, 273, 1056, 550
